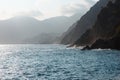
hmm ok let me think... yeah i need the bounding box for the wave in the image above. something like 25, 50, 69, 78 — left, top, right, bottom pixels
91, 48, 112, 51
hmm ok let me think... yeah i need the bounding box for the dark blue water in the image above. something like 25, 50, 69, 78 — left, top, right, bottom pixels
0, 44, 120, 80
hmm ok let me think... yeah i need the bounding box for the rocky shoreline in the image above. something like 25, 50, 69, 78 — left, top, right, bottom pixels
82, 34, 120, 50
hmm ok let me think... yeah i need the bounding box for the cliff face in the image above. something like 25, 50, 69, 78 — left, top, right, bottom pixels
82, 31, 120, 50
90, 33, 120, 50
75, 0, 120, 50
60, 0, 109, 44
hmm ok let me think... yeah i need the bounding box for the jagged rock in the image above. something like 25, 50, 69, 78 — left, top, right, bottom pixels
60, 0, 109, 44
75, 0, 120, 50
82, 46, 91, 50
83, 32, 120, 50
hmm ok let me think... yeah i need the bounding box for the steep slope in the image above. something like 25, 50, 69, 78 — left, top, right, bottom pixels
60, 0, 109, 44
75, 0, 120, 50
82, 30, 120, 50
90, 34, 120, 50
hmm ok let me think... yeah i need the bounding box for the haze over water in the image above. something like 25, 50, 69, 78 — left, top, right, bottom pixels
0, 44, 120, 80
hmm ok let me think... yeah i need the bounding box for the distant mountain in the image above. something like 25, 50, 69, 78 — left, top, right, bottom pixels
24, 33, 59, 44
75, 0, 120, 50
41, 16, 71, 34
0, 13, 81, 44
60, 0, 109, 44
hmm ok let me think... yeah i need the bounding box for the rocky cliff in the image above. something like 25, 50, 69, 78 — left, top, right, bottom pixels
82, 31, 120, 50
60, 0, 109, 44
75, 0, 120, 50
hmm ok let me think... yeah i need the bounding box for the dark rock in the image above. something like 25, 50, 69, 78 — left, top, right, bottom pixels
75, 0, 120, 50
82, 46, 91, 50
82, 31, 120, 50
60, 0, 109, 44
90, 33, 120, 50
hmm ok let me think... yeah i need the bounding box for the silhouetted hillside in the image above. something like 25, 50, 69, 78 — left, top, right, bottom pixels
75, 0, 120, 50
60, 0, 109, 44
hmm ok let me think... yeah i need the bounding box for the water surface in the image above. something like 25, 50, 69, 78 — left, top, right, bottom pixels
0, 44, 120, 80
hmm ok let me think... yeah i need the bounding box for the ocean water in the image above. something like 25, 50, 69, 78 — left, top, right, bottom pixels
0, 44, 120, 80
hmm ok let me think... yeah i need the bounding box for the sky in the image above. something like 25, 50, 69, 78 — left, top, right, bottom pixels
0, 0, 99, 20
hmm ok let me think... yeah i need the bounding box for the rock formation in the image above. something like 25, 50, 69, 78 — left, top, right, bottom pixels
60, 0, 109, 44
79, 0, 120, 50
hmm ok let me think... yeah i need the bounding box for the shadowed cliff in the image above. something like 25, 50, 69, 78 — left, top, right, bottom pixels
75, 0, 120, 50
60, 0, 109, 44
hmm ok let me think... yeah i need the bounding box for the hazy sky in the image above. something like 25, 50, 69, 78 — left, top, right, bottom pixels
0, 0, 99, 20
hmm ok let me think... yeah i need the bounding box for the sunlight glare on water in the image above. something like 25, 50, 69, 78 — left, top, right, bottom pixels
0, 44, 120, 80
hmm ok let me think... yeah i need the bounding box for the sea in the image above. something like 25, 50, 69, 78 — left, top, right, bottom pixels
0, 44, 120, 80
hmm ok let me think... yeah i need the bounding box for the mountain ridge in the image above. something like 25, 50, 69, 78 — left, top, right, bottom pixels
60, 0, 109, 44
0, 13, 81, 44
75, 0, 120, 50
